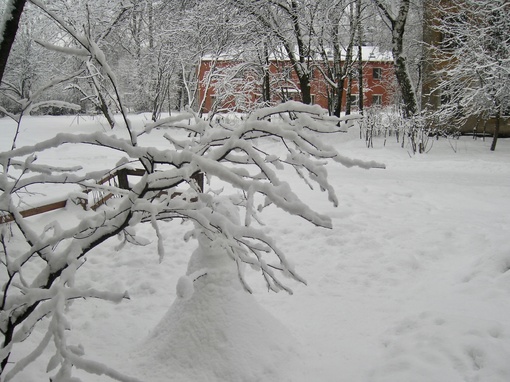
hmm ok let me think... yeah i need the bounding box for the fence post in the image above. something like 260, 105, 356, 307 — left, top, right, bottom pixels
192, 172, 204, 192
117, 169, 129, 190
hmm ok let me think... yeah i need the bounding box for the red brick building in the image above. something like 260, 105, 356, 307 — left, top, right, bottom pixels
198, 47, 394, 114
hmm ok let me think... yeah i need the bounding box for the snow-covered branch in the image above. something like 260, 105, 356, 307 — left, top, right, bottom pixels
0, 101, 383, 379
429, 0, 510, 150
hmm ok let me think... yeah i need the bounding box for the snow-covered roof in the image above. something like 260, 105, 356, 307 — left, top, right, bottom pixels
325, 46, 393, 62
201, 46, 392, 63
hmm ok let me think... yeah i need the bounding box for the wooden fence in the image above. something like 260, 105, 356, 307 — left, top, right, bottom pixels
0, 169, 203, 224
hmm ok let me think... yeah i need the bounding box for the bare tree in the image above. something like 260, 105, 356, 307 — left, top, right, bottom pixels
157, 0, 252, 114
372, 0, 418, 117
430, 0, 510, 151
315, 0, 359, 116
237, 0, 317, 105
1, 93, 383, 381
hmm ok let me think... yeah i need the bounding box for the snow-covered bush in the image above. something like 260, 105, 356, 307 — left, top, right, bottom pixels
361, 106, 427, 151
360, 106, 459, 153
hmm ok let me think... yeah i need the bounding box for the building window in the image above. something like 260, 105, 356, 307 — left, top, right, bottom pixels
282, 67, 292, 80
372, 94, 383, 106
350, 95, 359, 109
373, 67, 382, 80
280, 87, 299, 102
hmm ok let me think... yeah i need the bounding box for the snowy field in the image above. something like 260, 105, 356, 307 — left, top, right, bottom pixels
2, 114, 510, 381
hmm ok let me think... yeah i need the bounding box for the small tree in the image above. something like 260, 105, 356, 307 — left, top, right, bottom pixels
1, 2, 385, 380
314, 0, 361, 117
237, 0, 317, 105
431, 0, 510, 151
0, 99, 384, 380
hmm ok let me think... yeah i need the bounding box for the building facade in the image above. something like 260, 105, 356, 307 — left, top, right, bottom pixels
198, 47, 394, 115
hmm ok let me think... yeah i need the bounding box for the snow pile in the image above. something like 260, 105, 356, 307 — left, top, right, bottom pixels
175, 274, 195, 301
132, 199, 300, 382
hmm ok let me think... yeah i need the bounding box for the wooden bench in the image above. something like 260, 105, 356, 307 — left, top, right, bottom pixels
0, 169, 204, 224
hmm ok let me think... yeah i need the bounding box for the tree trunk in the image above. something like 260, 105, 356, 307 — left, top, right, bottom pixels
0, 0, 27, 84
299, 74, 311, 104
332, 0, 359, 117
262, 44, 271, 106
346, 71, 353, 115
394, 54, 417, 117
374, 0, 418, 117
98, 90, 116, 129
333, 41, 353, 116
1, 324, 13, 374
334, 77, 345, 118
288, 0, 312, 105
263, 69, 271, 105
357, 0, 364, 115
391, 0, 417, 117
332, 43, 344, 117
490, 111, 500, 151
176, 70, 184, 111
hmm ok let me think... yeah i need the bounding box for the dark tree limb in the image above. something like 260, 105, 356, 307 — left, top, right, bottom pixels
0, 0, 27, 84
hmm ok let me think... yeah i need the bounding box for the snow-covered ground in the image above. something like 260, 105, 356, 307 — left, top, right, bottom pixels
2, 114, 510, 381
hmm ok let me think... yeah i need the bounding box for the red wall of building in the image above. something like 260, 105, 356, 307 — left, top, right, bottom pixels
198, 58, 394, 114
